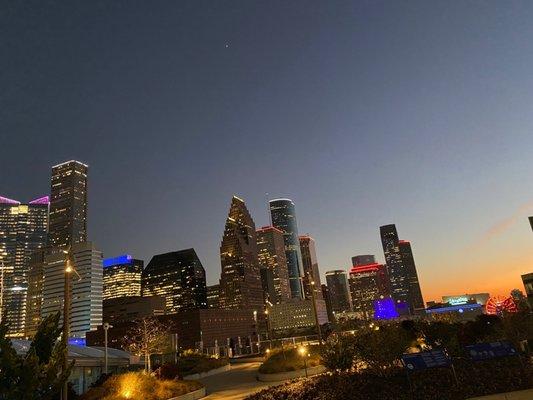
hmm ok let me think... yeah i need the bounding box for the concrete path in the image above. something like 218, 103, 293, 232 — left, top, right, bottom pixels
198, 362, 282, 400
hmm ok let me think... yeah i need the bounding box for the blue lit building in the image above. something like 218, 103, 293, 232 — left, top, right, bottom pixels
103, 254, 143, 300
269, 198, 305, 299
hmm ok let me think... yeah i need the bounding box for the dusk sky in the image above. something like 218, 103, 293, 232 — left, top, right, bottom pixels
2, 1, 533, 301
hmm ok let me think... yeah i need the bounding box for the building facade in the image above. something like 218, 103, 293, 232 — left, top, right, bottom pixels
103, 254, 143, 300
256, 226, 291, 304
142, 248, 207, 313
299, 236, 323, 300
103, 295, 165, 324
219, 196, 263, 310
325, 269, 352, 314
49, 160, 88, 248
348, 262, 390, 319
269, 199, 305, 299
206, 284, 220, 309
380, 224, 424, 315
352, 254, 376, 267
520, 273, 533, 309
0, 195, 49, 337
267, 299, 328, 331
41, 242, 103, 338
321, 284, 334, 322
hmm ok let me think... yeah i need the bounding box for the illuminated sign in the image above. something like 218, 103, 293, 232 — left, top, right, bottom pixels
448, 296, 468, 305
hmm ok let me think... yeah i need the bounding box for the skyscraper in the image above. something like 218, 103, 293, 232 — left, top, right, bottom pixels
142, 248, 207, 313
256, 226, 291, 304
41, 242, 103, 338
103, 255, 143, 300
325, 269, 352, 314
206, 284, 220, 309
348, 260, 390, 319
219, 196, 263, 310
299, 235, 323, 300
0, 195, 49, 337
351, 255, 376, 267
380, 224, 424, 315
49, 160, 88, 248
269, 198, 304, 299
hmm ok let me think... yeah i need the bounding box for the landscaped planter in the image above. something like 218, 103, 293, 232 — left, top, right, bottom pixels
257, 365, 326, 382
183, 364, 231, 380
168, 387, 206, 400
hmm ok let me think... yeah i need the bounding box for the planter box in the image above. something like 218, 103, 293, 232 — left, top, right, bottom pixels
168, 387, 206, 400
257, 365, 326, 382
183, 364, 231, 380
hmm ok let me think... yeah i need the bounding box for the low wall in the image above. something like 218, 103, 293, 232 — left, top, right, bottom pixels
468, 389, 533, 400
257, 365, 326, 382
183, 364, 231, 380
168, 387, 206, 400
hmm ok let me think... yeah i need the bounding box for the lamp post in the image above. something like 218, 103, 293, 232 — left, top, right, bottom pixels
103, 322, 113, 374
298, 346, 309, 378
308, 274, 322, 345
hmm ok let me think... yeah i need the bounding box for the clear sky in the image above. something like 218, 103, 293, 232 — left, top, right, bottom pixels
1, 1, 532, 301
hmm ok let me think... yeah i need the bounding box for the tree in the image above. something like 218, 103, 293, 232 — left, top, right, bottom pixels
123, 317, 170, 372
0, 312, 72, 400
321, 333, 357, 372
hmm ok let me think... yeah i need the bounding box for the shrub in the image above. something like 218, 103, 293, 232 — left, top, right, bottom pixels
320, 334, 357, 372
259, 345, 321, 374
79, 371, 203, 400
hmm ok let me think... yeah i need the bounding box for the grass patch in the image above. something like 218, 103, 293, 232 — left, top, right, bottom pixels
80, 371, 203, 400
259, 345, 321, 374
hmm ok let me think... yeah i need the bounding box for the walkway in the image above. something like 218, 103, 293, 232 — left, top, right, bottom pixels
199, 362, 282, 400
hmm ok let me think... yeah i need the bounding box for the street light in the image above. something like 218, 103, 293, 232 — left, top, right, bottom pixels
298, 346, 309, 378
103, 322, 113, 374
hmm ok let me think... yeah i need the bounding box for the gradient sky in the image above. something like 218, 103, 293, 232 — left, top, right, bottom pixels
2, 1, 533, 301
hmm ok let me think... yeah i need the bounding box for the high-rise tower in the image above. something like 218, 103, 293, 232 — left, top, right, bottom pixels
380, 224, 424, 314
256, 226, 291, 304
0, 195, 49, 337
299, 236, 323, 300
219, 196, 263, 310
269, 199, 304, 299
325, 269, 352, 314
49, 160, 88, 248
103, 255, 143, 300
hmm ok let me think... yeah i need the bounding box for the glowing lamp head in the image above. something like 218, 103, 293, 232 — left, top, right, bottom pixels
298, 346, 307, 356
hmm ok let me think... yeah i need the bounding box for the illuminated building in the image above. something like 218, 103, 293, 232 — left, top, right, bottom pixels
441, 293, 490, 308
374, 298, 399, 320
206, 284, 220, 308
321, 284, 334, 322
269, 199, 304, 299
49, 160, 88, 248
325, 269, 352, 313
0, 195, 49, 337
425, 302, 483, 321
380, 224, 424, 315
256, 226, 291, 304
142, 248, 207, 313
352, 254, 375, 267
24, 249, 47, 338
299, 235, 323, 300
41, 242, 103, 338
267, 299, 328, 331
348, 260, 390, 319
219, 196, 263, 310
522, 273, 533, 309
102, 254, 143, 300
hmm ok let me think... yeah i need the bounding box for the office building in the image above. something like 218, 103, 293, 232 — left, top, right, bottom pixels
380, 224, 424, 315
103, 254, 143, 300
267, 299, 328, 331
49, 160, 88, 248
352, 254, 376, 267
0, 195, 49, 337
256, 226, 291, 304
219, 196, 263, 310
349, 261, 390, 319
521, 273, 533, 309
269, 198, 304, 299
41, 242, 103, 338
103, 295, 165, 324
325, 269, 352, 314
441, 293, 490, 308
24, 249, 48, 338
299, 235, 323, 300
142, 248, 207, 313
321, 284, 334, 322
206, 284, 220, 309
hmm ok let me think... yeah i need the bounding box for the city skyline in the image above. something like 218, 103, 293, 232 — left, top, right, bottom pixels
2, 2, 533, 302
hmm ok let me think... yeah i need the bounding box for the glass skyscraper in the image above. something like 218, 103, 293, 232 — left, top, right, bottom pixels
269, 198, 304, 299
49, 160, 88, 248
299, 235, 323, 300
219, 196, 263, 310
103, 255, 143, 300
0, 195, 49, 337
142, 248, 207, 313
325, 269, 352, 314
